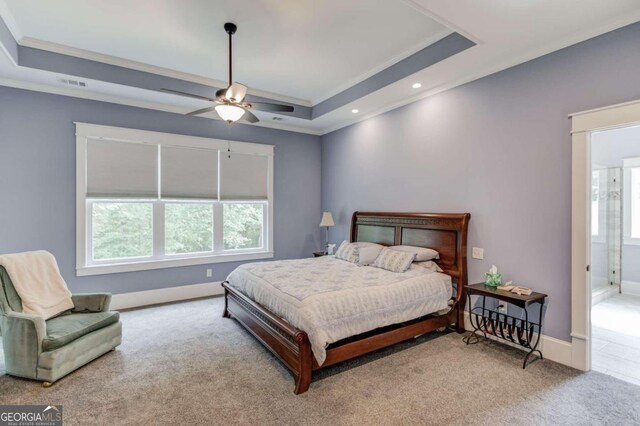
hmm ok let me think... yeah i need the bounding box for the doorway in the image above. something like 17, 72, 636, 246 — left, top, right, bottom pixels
570, 98, 640, 376
590, 125, 640, 385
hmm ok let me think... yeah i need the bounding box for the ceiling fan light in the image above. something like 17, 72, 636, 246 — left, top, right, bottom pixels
215, 104, 246, 122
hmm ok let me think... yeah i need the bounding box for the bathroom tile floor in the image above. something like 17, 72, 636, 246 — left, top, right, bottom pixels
592, 293, 640, 386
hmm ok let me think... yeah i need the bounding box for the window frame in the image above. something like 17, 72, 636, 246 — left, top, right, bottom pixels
624, 157, 640, 246
76, 123, 274, 276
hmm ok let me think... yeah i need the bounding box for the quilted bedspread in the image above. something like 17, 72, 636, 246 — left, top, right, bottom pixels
226, 256, 452, 365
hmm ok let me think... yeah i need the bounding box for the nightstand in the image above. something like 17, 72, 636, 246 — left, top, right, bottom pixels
313, 251, 327, 257
464, 283, 547, 368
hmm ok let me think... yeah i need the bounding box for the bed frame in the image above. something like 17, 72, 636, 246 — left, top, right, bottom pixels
222, 211, 470, 394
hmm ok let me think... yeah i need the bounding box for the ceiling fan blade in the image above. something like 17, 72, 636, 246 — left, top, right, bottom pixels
161, 88, 216, 102
241, 109, 259, 123
226, 83, 248, 103
249, 102, 294, 113
186, 106, 217, 116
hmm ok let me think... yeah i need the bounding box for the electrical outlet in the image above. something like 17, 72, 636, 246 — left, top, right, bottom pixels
496, 302, 507, 314
472, 247, 484, 260
206, 268, 213, 278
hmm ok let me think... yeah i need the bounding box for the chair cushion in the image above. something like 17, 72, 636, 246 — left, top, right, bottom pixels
43, 311, 120, 352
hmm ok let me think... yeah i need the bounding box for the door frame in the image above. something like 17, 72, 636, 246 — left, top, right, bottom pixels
570, 98, 640, 371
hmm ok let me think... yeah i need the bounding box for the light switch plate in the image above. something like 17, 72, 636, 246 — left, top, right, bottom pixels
206, 268, 213, 278
472, 247, 484, 260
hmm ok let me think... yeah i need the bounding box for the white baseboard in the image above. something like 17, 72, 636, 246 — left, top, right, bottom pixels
622, 280, 640, 297
111, 282, 224, 310
592, 284, 619, 305
463, 312, 574, 368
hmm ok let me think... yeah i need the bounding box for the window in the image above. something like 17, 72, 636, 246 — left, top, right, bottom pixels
223, 203, 265, 250
624, 158, 640, 244
92, 202, 153, 260
76, 123, 273, 276
165, 203, 214, 255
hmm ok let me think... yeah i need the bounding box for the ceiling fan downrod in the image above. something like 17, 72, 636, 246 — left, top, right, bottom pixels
224, 22, 237, 91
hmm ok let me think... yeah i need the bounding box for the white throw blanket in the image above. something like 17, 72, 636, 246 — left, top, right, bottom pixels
0, 250, 74, 319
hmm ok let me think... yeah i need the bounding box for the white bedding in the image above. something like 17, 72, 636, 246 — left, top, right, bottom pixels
226, 256, 452, 365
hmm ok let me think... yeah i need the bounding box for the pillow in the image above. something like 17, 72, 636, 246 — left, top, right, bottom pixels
334, 241, 358, 263
414, 260, 444, 273
372, 248, 416, 273
334, 241, 384, 266
389, 245, 439, 261
354, 242, 384, 266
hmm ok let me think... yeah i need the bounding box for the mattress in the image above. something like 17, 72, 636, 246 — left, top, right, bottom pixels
226, 256, 453, 365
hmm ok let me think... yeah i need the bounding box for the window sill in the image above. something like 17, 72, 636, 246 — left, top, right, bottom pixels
623, 239, 640, 246
76, 251, 273, 277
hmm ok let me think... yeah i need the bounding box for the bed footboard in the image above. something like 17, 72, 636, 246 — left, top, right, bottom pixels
222, 282, 312, 394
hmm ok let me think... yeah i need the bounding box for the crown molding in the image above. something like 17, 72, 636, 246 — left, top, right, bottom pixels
0, 77, 322, 136
18, 37, 313, 107
399, 0, 483, 45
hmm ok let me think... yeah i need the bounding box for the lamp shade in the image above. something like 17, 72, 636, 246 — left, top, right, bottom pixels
319, 212, 335, 227
215, 104, 246, 122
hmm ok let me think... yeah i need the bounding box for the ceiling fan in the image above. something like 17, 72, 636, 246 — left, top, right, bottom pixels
162, 23, 294, 124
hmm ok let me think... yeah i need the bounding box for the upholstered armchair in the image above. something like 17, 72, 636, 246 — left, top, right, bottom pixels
0, 266, 122, 386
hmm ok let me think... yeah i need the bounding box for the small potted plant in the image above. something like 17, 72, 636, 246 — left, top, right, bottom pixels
484, 265, 502, 287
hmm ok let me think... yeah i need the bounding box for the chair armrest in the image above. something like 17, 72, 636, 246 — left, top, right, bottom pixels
71, 293, 112, 313
3, 311, 46, 350
1, 312, 46, 378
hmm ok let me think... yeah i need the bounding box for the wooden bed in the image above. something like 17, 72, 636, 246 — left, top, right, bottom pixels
222, 211, 470, 394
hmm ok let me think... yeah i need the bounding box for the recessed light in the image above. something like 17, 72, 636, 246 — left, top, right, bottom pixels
352, 109, 359, 114
412, 83, 422, 89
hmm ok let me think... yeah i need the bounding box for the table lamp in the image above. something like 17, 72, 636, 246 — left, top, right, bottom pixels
319, 212, 335, 254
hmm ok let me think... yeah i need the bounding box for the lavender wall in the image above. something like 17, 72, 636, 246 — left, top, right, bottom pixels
0, 86, 322, 294
321, 22, 640, 342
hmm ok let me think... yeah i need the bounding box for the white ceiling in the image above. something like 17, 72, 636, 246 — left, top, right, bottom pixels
0, 0, 448, 104
1, 0, 640, 135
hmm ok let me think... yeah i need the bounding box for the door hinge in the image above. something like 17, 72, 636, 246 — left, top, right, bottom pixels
586, 265, 590, 272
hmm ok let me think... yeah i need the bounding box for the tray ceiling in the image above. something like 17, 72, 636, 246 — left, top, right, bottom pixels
0, 0, 448, 103
1, 0, 640, 135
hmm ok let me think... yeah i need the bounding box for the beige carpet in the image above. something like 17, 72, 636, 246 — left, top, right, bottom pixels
1, 297, 639, 425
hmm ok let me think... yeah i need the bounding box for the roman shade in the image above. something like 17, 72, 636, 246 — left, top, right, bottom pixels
86, 139, 157, 198
161, 146, 218, 199
220, 153, 269, 200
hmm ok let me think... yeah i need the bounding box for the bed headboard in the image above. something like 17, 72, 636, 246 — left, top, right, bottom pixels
350, 212, 471, 286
